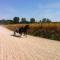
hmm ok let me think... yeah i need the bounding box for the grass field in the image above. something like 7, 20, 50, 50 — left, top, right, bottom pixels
5, 23, 60, 40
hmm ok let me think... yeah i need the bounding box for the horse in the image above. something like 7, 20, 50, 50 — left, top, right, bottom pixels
14, 25, 30, 37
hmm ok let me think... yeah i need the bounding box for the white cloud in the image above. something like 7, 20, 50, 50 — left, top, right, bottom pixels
31, 2, 60, 21
4, 7, 16, 13
38, 2, 60, 9
0, 6, 19, 19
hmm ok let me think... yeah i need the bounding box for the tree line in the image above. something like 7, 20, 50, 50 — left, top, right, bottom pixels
0, 17, 52, 24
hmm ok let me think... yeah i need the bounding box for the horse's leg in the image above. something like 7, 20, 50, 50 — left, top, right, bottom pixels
24, 31, 27, 37
14, 31, 16, 36
25, 32, 27, 37
19, 33, 22, 37
23, 32, 25, 36
20, 34, 21, 37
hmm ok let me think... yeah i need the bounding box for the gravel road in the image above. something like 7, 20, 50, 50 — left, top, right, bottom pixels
0, 26, 60, 60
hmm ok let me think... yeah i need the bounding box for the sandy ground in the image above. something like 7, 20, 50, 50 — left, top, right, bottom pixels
0, 26, 60, 60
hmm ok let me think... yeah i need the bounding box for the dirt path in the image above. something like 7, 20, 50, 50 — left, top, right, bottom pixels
0, 26, 60, 60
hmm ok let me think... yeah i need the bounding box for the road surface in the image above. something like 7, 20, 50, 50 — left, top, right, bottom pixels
0, 26, 60, 60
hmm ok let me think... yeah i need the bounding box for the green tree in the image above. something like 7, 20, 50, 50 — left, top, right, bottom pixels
13, 17, 20, 24
46, 18, 51, 23
42, 18, 47, 23
39, 20, 42, 23
20, 18, 28, 23
42, 18, 51, 23
30, 18, 35, 23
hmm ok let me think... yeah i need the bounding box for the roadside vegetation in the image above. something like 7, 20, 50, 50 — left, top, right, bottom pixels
1, 17, 60, 41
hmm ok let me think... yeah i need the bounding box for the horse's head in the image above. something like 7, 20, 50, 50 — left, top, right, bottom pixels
25, 25, 29, 29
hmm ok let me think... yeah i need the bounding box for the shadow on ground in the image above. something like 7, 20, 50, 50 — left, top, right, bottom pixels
11, 34, 21, 37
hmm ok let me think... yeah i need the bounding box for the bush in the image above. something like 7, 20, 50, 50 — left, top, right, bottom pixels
30, 29, 60, 41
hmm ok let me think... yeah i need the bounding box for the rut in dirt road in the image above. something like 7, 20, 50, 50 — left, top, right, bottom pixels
0, 26, 60, 60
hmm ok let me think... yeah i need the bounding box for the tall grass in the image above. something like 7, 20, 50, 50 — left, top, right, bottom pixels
5, 23, 60, 41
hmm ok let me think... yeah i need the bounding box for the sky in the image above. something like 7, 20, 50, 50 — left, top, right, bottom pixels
0, 0, 60, 21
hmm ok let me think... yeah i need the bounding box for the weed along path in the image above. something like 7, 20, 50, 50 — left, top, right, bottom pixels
0, 26, 60, 60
